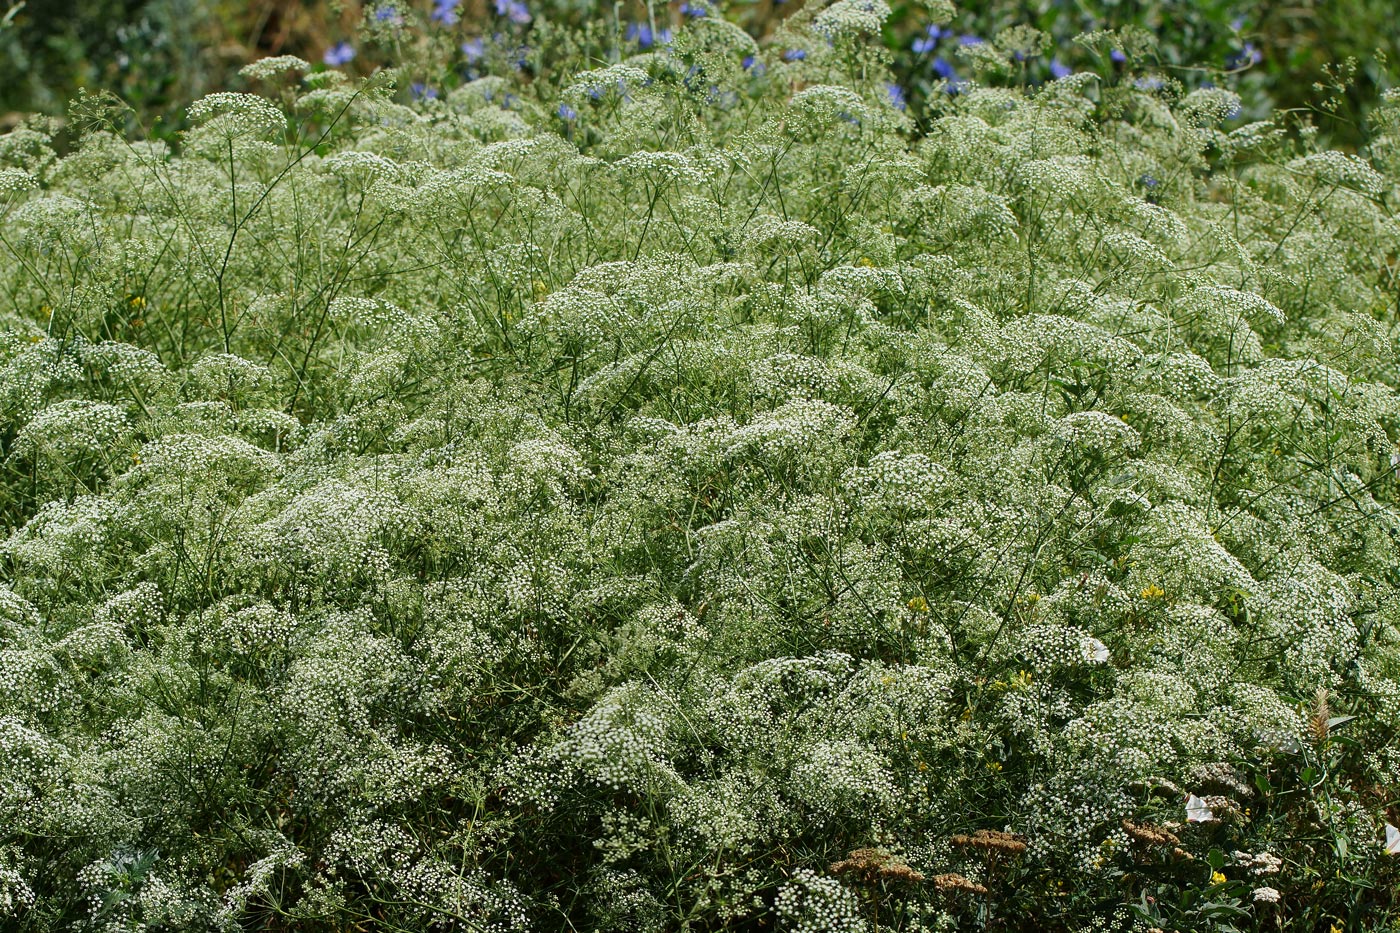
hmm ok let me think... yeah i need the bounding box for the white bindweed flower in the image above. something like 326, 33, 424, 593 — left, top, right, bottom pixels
1086, 637, 1109, 664
1387, 823, 1400, 855
1185, 794, 1215, 822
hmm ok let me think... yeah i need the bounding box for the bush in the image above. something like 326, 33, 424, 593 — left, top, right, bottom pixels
1, 3, 1400, 931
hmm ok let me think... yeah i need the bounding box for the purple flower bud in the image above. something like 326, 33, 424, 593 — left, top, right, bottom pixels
558, 103, 577, 121
1110, 48, 1126, 63
1049, 58, 1072, 79
885, 83, 906, 111
461, 37, 485, 61
783, 49, 807, 61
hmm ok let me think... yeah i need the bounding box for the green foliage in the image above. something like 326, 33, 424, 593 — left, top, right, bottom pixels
2, 3, 1400, 932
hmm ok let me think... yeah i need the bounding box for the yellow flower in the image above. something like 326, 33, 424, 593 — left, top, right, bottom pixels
1210, 870, 1227, 885
857, 256, 875, 267
129, 295, 146, 309
986, 761, 1002, 773
907, 596, 929, 612
1139, 584, 1165, 600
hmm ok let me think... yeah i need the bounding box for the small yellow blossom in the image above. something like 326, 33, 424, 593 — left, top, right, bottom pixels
907, 596, 929, 612
129, 295, 146, 309
1140, 584, 1165, 600
1210, 871, 1227, 885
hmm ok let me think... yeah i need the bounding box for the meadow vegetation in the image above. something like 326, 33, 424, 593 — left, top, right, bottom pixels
2, 1, 1400, 930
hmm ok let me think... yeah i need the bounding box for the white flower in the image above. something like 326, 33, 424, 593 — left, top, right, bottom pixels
1387, 823, 1400, 855
1252, 887, 1280, 904
1086, 637, 1109, 664
1185, 794, 1215, 822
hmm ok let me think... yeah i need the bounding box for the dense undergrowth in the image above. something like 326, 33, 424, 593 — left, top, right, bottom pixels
2, 3, 1400, 930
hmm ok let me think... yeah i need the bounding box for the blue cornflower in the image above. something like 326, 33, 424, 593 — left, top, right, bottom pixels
626, 23, 672, 48
742, 55, 766, 76
1226, 43, 1261, 69
1110, 48, 1126, 64
323, 42, 355, 66
558, 103, 578, 121
912, 24, 945, 54
1049, 58, 1072, 79
410, 82, 438, 101
494, 0, 531, 24
932, 56, 956, 79
680, 2, 708, 16
432, 0, 461, 25
783, 48, 807, 61
374, 5, 400, 23
461, 37, 485, 61
1139, 174, 1159, 188
958, 34, 983, 46
885, 83, 906, 111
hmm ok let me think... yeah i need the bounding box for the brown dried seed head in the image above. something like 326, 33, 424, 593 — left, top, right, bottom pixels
932, 873, 989, 895
1309, 687, 1330, 746
1122, 819, 1181, 848
829, 848, 925, 884
949, 829, 1028, 855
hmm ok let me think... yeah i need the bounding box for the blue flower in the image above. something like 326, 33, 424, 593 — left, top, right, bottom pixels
1226, 43, 1261, 69
323, 42, 355, 66
461, 37, 485, 61
1110, 48, 1126, 63
410, 82, 438, 101
742, 55, 766, 76
783, 49, 807, 61
1049, 58, 1072, 79
1139, 173, 1159, 188
885, 83, 906, 111
494, 0, 531, 24
626, 23, 671, 48
912, 24, 945, 54
958, 34, 983, 46
558, 103, 577, 121
432, 0, 461, 25
374, 5, 400, 23
680, 2, 708, 16
932, 56, 956, 79
1135, 75, 1165, 91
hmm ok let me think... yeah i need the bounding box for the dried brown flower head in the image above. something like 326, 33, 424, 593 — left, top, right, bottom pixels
950, 829, 1028, 856
1309, 687, 1330, 747
829, 847, 925, 884
1122, 819, 1180, 848
932, 873, 989, 895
